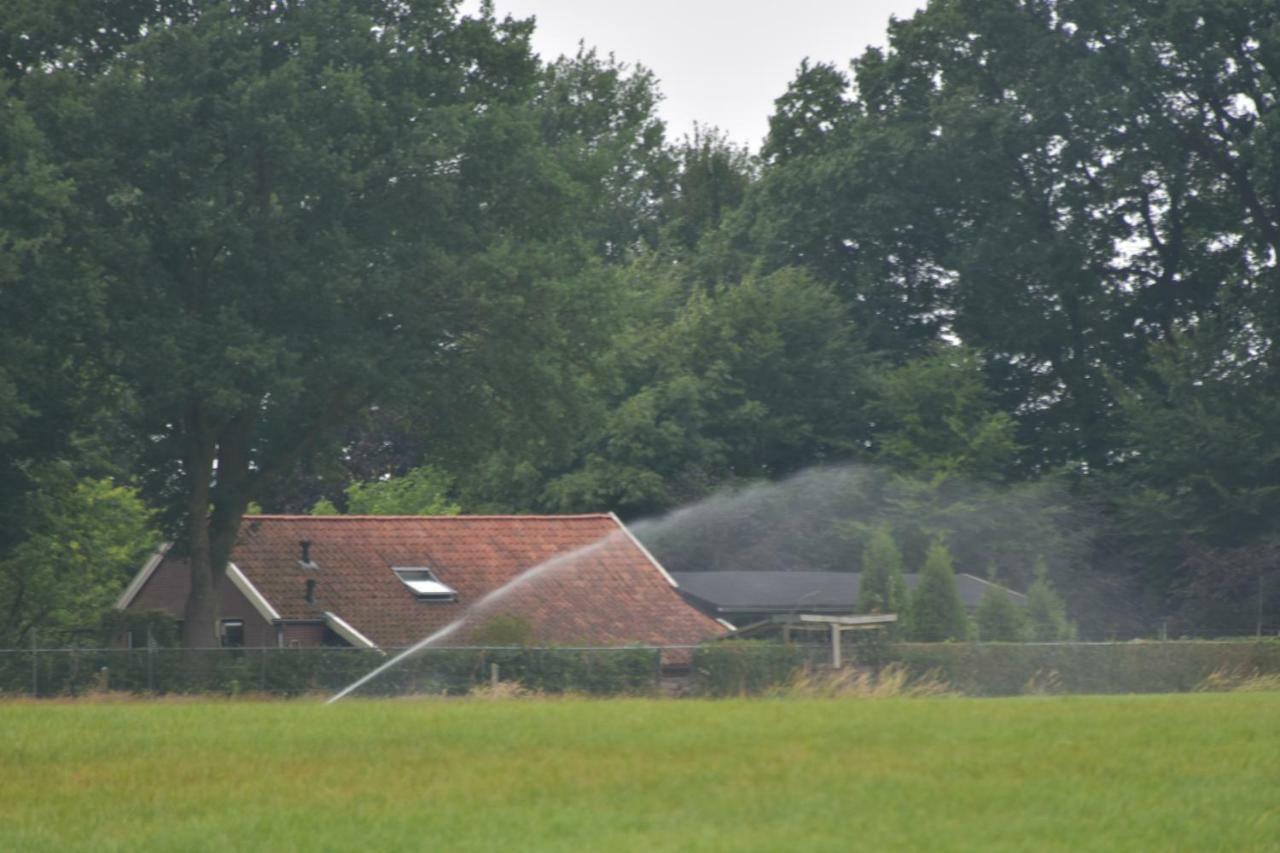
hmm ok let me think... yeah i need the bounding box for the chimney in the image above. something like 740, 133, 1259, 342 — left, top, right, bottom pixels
305, 578, 316, 604
299, 540, 318, 571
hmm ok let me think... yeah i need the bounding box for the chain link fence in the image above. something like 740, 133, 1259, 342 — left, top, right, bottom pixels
0, 645, 682, 698
3, 638, 1279, 698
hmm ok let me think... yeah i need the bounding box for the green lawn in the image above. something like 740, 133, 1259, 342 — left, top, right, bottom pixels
1, 693, 1277, 851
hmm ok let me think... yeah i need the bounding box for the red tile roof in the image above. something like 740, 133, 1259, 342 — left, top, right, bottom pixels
222, 514, 723, 649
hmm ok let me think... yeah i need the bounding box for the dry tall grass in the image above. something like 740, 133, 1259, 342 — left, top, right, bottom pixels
770, 663, 954, 698
1195, 667, 1280, 693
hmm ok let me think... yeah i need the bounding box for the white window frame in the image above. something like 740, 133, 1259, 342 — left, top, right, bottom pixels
392, 567, 458, 601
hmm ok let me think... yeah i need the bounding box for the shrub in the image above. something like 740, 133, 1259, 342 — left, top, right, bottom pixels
907, 542, 969, 641
691, 641, 804, 696
1026, 559, 1075, 641
975, 568, 1029, 641
859, 527, 908, 617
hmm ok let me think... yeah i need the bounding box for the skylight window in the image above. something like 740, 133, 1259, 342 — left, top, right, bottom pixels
392, 567, 457, 601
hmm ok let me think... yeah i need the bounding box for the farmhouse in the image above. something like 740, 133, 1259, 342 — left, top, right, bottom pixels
672, 570, 1027, 626
118, 514, 723, 650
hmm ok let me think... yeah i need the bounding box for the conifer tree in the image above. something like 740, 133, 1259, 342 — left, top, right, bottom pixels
1026, 559, 1075, 641
858, 526, 907, 615
907, 541, 969, 641
975, 564, 1029, 641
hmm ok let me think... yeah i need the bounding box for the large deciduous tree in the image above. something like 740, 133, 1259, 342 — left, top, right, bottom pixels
742, 0, 1280, 470
13, 0, 573, 646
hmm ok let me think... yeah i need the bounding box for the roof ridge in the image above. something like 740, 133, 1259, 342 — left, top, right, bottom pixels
242, 513, 616, 521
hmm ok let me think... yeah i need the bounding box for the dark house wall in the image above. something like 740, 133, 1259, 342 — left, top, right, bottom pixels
280, 622, 327, 647
128, 557, 275, 647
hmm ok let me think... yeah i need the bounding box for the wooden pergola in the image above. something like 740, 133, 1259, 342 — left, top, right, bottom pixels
726, 613, 898, 668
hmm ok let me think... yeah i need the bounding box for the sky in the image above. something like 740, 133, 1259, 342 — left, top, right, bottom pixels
463, 0, 927, 150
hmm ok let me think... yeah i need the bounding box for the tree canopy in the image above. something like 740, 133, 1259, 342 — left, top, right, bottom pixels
3, 0, 1279, 643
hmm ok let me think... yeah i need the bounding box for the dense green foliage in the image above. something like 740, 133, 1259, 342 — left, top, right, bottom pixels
1, 645, 662, 698
310, 466, 460, 517
907, 542, 970, 641
690, 640, 806, 696
6, 639, 1278, 700
0, 469, 155, 647
857, 527, 908, 616
2, 0, 1279, 643
975, 572, 1031, 642
2, 696, 1278, 850
1025, 559, 1076, 641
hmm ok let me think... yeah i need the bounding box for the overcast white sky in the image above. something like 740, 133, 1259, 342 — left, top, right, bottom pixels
464, 0, 926, 150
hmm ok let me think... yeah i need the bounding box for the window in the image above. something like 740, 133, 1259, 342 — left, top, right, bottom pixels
220, 619, 245, 648
393, 567, 457, 601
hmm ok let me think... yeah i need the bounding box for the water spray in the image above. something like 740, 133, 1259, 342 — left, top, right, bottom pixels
326, 536, 614, 703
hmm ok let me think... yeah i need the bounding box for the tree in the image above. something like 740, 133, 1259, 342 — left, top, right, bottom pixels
871, 346, 1020, 481
761, 60, 855, 166
535, 46, 674, 260
1025, 559, 1075, 642
858, 526, 907, 615
662, 125, 755, 254
538, 266, 867, 516
907, 541, 969, 642
311, 466, 460, 517
975, 565, 1029, 642
743, 0, 1280, 471
0, 466, 156, 646
16, 1, 581, 647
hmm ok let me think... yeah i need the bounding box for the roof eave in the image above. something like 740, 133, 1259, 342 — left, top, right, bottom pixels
116, 543, 173, 609
608, 512, 679, 588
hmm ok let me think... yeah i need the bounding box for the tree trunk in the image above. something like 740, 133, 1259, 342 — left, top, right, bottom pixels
180, 409, 255, 650
181, 538, 222, 649
180, 420, 220, 649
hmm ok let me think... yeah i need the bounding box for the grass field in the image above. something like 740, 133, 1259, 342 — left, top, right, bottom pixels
2, 693, 1278, 851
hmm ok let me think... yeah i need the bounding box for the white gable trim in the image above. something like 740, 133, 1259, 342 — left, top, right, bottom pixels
226, 562, 282, 623
116, 543, 173, 609
608, 512, 679, 588
323, 611, 382, 653
959, 572, 1029, 602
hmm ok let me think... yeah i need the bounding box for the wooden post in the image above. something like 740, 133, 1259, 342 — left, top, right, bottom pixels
782, 623, 792, 645
489, 662, 499, 688
830, 623, 842, 669
147, 626, 156, 694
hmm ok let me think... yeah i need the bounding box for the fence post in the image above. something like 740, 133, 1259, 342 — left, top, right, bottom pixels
146, 626, 156, 694
489, 661, 499, 689
31, 631, 37, 698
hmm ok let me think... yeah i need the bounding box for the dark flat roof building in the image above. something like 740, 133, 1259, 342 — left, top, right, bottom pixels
672, 570, 1026, 626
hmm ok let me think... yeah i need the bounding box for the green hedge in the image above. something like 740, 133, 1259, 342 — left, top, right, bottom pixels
5, 641, 1277, 698
0, 646, 662, 698
690, 641, 806, 696
888, 640, 1280, 696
